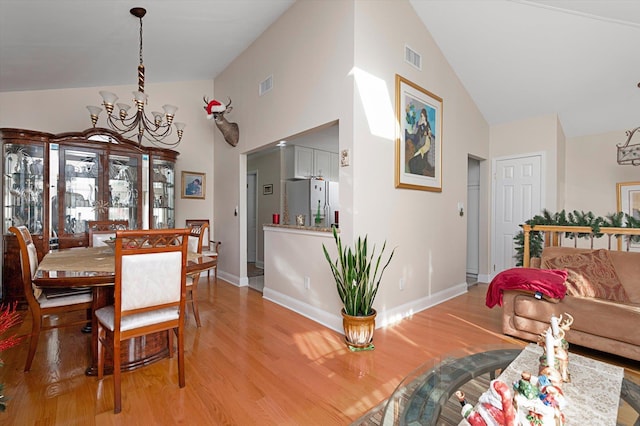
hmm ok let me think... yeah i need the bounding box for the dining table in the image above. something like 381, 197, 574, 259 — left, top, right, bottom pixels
33, 245, 217, 376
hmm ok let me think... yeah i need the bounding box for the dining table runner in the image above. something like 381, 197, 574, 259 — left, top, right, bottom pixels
38, 246, 203, 273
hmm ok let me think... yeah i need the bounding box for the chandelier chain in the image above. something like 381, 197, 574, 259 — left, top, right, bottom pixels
139, 15, 144, 67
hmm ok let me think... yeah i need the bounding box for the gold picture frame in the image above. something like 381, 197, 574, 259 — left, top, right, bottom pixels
181, 171, 205, 199
617, 181, 640, 250
395, 74, 443, 192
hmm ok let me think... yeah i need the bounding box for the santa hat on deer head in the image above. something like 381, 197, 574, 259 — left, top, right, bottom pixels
205, 99, 226, 119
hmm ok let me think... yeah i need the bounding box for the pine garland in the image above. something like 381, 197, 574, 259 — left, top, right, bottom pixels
514, 209, 640, 266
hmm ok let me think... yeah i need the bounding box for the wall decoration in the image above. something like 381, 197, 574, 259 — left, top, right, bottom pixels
203, 97, 240, 147
617, 181, 640, 250
395, 74, 443, 192
263, 184, 274, 195
181, 171, 205, 199
617, 181, 640, 219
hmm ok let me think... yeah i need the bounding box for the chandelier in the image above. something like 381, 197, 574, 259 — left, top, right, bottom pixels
617, 126, 640, 166
87, 7, 184, 147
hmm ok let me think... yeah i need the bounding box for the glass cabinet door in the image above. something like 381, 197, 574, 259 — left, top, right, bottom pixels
108, 153, 140, 229
3, 142, 46, 235
151, 159, 175, 229
56, 147, 100, 237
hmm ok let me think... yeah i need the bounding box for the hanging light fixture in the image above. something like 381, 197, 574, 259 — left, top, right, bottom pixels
87, 7, 184, 147
616, 82, 640, 166
617, 126, 640, 166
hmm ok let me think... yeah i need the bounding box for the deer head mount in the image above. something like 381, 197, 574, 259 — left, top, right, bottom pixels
203, 97, 239, 147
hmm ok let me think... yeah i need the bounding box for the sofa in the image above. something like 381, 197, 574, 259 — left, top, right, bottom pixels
498, 225, 640, 362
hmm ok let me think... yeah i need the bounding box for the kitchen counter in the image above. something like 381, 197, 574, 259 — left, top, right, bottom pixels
263, 223, 339, 233
262, 224, 344, 333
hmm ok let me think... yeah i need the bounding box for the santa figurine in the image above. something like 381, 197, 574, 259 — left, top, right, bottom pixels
460, 379, 516, 426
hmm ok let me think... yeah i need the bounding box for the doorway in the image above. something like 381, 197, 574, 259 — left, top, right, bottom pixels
491, 153, 543, 278
247, 171, 257, 263
466, 157, 480, 286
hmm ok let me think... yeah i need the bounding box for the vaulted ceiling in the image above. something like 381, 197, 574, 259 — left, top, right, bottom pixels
1, 0, 638, 138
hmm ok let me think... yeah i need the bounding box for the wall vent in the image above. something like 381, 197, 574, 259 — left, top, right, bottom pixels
259, 75, 273, 96
405, 45, 422, 70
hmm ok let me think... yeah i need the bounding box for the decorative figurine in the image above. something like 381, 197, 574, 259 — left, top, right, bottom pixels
459, 380, 516, 426
537, 313, 573, 383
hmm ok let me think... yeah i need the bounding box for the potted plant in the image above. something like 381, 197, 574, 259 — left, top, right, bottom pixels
323, 227, 395, 349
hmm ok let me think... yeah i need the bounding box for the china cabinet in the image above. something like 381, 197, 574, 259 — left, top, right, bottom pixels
1, 128, 179, 306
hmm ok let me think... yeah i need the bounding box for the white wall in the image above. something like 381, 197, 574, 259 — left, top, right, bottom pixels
564, 130, 639, 217
351, 0, 490, 313
214, 0, 491, 325
212, 0, 356, 285
490, 113, 561, 212
0, 80, 216, 228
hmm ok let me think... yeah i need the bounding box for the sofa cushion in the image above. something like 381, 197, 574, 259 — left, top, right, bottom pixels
511, 293, 640, 346
542, 248, 630, 303
609, 250, 640, 304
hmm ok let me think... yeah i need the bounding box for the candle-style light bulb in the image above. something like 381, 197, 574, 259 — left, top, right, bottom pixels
545, 328, 555, 368
550, 315, 560, 337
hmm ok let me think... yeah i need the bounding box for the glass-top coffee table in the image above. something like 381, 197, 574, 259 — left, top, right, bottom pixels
381, 344, 640, 426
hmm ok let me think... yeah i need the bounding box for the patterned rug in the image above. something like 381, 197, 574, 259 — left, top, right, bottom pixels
247, 262, 264, 277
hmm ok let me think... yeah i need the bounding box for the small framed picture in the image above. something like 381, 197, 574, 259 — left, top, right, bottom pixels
263, 184, 273, 195
181, 171, 205, 199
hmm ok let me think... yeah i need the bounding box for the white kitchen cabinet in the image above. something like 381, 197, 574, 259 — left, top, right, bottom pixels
285, 145, 313, 179
285, 146, 338, 180
313, 149, 331, 179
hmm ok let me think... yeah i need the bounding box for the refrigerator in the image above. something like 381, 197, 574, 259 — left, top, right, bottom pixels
286, 178, 339, 227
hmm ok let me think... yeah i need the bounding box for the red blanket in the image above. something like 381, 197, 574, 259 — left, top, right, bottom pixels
486, 268, 568, 308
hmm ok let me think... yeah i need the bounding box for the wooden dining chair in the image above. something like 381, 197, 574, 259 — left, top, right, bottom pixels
185, 219, 220, 281
9, 226, 93, 372
87, 220, 129, 247
95, 228, 190, 414
186, 222, 209, 327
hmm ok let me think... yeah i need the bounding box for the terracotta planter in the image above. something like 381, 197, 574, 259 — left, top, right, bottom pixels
341, 309, 376, 348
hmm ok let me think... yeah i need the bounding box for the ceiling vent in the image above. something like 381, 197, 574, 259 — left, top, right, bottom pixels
259, 75, 273, 96
405, 45, 422, 70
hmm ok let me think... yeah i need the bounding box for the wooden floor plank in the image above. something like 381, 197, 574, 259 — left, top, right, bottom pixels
1, 280, 637, 425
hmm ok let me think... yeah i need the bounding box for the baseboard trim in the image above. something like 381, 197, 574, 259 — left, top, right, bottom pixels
263, 288, 342, 333
217, 270, 248, 287
477, 273, 491, 284
262, 282, 469, 333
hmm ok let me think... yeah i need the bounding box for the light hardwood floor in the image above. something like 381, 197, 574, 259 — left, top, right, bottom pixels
2, 278, 638, 425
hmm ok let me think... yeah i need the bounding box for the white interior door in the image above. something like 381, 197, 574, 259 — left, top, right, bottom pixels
492, 154, 542, 277
247, 172, 257, 263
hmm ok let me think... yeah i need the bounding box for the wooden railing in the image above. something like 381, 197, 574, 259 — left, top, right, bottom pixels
522, 224, 640, 267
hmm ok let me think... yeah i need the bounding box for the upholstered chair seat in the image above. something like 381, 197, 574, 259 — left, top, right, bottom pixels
37, 291, 92, 308
96, 306, 179, 332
